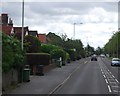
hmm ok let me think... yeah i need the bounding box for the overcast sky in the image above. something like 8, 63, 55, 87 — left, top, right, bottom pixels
2, 1, 119, 49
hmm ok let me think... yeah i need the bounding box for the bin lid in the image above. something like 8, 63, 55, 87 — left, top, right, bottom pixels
24, 68, 30, 71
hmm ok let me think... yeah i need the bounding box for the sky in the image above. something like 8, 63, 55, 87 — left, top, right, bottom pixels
1, 0, 119, 49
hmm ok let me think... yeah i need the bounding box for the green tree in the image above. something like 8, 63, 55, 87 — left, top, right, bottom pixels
50, 49, 66, 61
2, 33, 25, 72
47, 32, 63, 47
104, 31, 120, 58
41, 44, 59, 54
24, 35, 41, 53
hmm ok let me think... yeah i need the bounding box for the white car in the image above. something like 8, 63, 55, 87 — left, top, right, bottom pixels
100, 54, 105, 58
111, 58, 120, 66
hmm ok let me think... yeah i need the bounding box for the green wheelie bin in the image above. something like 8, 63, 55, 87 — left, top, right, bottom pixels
23, 68, 30, 82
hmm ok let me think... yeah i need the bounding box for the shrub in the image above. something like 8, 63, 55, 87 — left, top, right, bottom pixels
41, 44, 59, 54
24, 35, 41, 53
50, 49, 66, 61
67, 49, 77, 61
26, 53, 51, 66
2, 33, 25, 72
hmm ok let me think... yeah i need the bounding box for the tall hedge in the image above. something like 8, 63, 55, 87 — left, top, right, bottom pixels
26, 53, 51, 66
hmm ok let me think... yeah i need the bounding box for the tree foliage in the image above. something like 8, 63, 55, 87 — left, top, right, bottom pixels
47, 32, 63, 47
2, 33, 25, 72
46, 32, 86, 58
85, 44, 95, 56
104, 31, 120, 58
50, 49, 66, 61
41, 44, 59, 54
24, 35, 41, 53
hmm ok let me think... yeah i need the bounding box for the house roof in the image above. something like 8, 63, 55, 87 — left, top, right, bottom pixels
2, 25, 13, 35
13, 26, 29, 35
13, 26, 29, 40
38, 34, 46, 43
28, 31, 38, 37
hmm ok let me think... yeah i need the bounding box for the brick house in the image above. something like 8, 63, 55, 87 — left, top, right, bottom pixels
1, 13, 13, 35
38, 34, 47, 43
13, 26, 29, 40
28, 30, 38, 37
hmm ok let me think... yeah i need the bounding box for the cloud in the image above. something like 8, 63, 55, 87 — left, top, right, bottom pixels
1, 2, 118, 48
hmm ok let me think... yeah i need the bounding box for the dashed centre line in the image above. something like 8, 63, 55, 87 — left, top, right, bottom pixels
105, 79, 108, 84
103, 75, 106, 78
108, 85, 112, 92
115, 79, 119, 83
112, 75, 115, 78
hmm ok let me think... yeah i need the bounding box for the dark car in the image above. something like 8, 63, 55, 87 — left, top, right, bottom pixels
91, 56, 97, 61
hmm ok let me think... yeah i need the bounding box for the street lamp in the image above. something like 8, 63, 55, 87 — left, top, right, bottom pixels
21, 0, 24, 50
73, 22, 83, 40
112, 31, 115, 57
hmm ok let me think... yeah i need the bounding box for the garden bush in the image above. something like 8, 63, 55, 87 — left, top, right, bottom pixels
41, 44, 59, 54
67, 49, 77, 61
50, 49, 66, 61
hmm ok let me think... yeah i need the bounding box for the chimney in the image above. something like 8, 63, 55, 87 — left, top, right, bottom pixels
2, 13, 8, 25
8, 18, 13, 26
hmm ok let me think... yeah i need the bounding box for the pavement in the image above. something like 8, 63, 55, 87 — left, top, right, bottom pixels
3, 58, 86, 95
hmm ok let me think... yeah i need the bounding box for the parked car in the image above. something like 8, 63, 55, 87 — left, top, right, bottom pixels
100, 54, 105, 58
91, 56, 97, 61
111, 58, 120, 66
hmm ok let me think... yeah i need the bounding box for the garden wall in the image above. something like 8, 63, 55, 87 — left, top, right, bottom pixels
2, 69, 18, 90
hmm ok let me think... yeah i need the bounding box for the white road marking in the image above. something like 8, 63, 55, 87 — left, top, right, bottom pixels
108, 85, 112, 92
84, 61, 87, 64
107, 76, 113, 79
112, 75, 115, 78
111, 85, 119, 88
105, 79, 108, 84
102, 72, 104, 74
113, 90, 119, 93
108, 78, 115, 82
103, 75, 106, 78
110, 72, 112, 74
49, 62, 81, 95
115, 79, 119, 83
109, 82, 117, 84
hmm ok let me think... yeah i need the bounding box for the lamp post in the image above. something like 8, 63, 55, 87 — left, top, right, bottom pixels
116, 31, 119, 58
112, 31, 115, 57
73, 22, 83, 40
73, 23, 76, 40
21, 0, 24, 50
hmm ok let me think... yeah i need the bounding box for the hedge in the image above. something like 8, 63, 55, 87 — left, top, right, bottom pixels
26, 53, 51, 66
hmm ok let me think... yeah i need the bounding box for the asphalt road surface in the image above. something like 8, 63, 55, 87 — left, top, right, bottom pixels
4, 57, 120, 96
50, 57, 120, 95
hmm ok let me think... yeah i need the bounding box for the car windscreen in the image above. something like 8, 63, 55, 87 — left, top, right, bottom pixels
112, 59, 120, 61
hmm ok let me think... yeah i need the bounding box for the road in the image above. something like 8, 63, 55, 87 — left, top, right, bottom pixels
50, 57, 120, 95
4, 57, 120, 95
